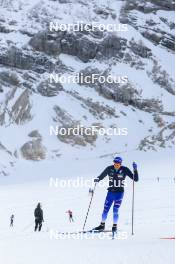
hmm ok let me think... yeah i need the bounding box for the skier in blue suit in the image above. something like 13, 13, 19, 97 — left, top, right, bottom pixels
94, 157, 139, 233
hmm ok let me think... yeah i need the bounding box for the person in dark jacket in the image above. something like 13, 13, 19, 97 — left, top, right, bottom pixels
94, 156, 139, 233
10, 214, 14, 227
34, 203, 44, 232
66, 210, 74, 222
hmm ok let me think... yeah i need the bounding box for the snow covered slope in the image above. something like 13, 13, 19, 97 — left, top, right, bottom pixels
0, 0, 175, 176
0, 172, 175, 264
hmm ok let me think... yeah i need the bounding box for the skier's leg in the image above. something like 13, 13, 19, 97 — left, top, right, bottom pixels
101, 192, 113, 223
35, 220, 38, 231
39, 221, 42, 231
94, 192, 113, 231
113, 193, 124, 225
113, 200, 122, 224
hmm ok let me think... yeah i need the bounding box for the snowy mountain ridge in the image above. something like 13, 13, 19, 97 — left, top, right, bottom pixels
0, 0, 175, 176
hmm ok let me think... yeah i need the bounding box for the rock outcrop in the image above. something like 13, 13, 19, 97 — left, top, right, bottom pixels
20, 139, 46, 160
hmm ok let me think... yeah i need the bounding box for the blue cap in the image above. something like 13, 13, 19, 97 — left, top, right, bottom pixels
113, 156, 122, 164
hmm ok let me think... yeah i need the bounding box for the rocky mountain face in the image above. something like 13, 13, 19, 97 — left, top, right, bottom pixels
0, 0, 175, 175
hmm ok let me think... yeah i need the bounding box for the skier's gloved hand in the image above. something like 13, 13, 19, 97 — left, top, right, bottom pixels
132, 162, 137, 170
94, 178, 99, 183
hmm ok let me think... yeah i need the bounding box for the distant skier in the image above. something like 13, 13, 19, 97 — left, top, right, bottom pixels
66, 210, 74, 222
10, 214, 14, 227
157, 177, 160, 182
89, 188, 94, 196
93, 156, 139, 233
34, 203, 44, 232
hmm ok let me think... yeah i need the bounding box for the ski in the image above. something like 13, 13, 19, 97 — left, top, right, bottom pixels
160, 237, 175, 240
57, 229, 112, 235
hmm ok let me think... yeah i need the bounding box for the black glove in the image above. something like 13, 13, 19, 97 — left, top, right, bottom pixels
94, 178, 99, 183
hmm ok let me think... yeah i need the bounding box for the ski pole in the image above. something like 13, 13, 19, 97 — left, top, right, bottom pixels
83, 183, 97, 231
131, 175, 135, 235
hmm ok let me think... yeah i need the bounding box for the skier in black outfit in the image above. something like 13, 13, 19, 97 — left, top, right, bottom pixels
66, 210, 74, 222
94, 156, 139, 233
10, 214, 14, 227
34, 203, 44, 232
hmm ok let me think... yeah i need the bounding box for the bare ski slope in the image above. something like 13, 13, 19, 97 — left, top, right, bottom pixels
0, 150, 175, 264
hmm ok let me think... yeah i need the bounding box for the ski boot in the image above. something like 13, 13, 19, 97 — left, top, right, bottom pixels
112, 224, 117, 233
112, 224, 117, 239
93, 222, 105, 232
